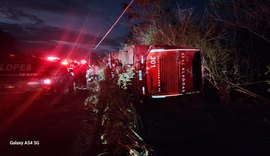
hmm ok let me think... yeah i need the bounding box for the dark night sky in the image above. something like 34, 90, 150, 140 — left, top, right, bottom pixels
0, 0, 131, 59
0, 0, 207, 59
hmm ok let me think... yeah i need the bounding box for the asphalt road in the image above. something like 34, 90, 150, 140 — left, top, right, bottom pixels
0, 91, 88, 156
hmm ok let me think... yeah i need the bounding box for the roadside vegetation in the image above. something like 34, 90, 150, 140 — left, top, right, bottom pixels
79, 64, 152, 156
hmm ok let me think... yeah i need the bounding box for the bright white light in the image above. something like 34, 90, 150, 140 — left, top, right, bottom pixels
149, 49, 200, 53
80, 60, 87, 64
61, 60, 69, 65
142, 86, 145, 95
47, 56, 60, 61
139, 70, 142, 81
43, 79, 51, 85
151, 93, 183, 98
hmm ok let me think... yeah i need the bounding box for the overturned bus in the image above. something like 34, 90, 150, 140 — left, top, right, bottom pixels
110, 45, 204, 98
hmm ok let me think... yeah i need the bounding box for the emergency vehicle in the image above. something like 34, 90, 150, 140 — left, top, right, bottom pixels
109, 45, 204, 98
61, 59, 90, 90
0, 54, 74, 96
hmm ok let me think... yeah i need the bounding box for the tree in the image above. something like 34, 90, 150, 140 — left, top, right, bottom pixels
208, 0, 270, 44
123, 0, 269, 98
205, 0, 270, 96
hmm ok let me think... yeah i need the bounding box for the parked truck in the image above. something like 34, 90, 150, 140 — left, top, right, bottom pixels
0, 54, 74, 96
109, 45, 204, 98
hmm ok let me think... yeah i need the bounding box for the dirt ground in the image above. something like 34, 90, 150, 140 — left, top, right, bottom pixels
135, 86, 270, 155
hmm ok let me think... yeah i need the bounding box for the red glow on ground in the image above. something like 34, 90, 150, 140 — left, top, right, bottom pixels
0, 90, 44, 133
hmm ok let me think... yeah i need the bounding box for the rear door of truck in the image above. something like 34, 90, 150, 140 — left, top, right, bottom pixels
0, 56, 40, 93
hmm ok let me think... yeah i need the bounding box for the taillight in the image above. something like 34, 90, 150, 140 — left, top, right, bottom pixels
43, 79, 51, 85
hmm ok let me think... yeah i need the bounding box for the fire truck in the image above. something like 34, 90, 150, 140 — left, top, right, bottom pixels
110, 45, 204, 98
0, 54, 74, 96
